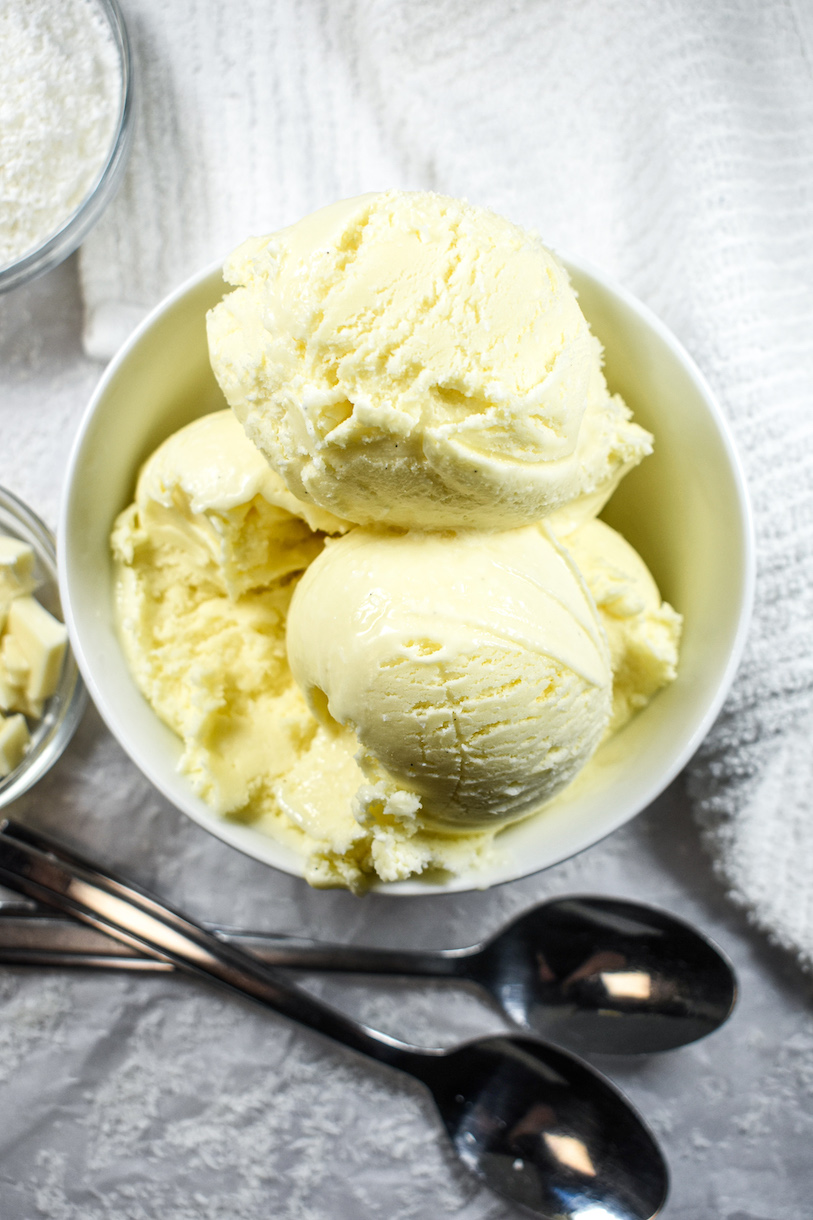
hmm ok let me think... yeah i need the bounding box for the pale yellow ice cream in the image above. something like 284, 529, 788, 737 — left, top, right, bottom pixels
207, 191, 652, 531
111, 411, 345, 819
115, 410, 347, 601
112, 411, 499, 888
112, 432, 679, 888
113, 193, 682, 891
286, 525, 611, 829
563, 519, 681, 734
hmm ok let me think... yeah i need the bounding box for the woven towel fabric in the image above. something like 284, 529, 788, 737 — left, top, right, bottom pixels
81, 0, 813, 962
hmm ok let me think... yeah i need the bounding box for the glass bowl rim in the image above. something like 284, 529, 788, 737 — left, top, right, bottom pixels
0, 0, 135, 294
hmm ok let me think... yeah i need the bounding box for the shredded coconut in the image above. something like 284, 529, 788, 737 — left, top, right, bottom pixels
0, 0, 122, 269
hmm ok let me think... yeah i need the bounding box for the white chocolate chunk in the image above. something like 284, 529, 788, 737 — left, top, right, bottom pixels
0, 538, 37, 609
0, 668, 19, 714
0, 632, 29, 684
0, 712, 30, 777
0, 635, 43, 718
6, 596, 68, 701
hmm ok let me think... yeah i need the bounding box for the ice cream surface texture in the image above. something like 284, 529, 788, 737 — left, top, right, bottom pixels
286, 526, 611, 829
116, 410, 347, 601
112, 412, 343, 822
564, 519, 681, 734
112, 412, 678, 888
207, 191, 652, 530
112, 412, 501, 888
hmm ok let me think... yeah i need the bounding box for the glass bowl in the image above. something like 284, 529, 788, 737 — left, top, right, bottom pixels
0, 487, 87, 807
0, 0, 134, 295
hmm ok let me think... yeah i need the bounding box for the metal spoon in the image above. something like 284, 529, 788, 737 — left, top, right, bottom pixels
0, 892, 736, 1055
0, 819, 668, 1220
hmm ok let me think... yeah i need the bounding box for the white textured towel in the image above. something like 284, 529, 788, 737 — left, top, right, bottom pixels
81, 0, 813, 964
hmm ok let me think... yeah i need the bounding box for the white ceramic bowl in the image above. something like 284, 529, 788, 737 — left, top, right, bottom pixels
59, 257, 754, 893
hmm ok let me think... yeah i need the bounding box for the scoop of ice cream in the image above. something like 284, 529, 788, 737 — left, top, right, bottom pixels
115, 410, 347, 601
286, 524, 612, 828
564, 518, 682, 733
110, 410, 348, 817
110, 413, 678, 888
207, 191, 651, 530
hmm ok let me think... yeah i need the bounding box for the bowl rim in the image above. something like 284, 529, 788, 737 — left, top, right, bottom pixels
560, 245, 757, 765
0, 486, 88, 807
59, 253, 756, 894
0, 0, 135, 294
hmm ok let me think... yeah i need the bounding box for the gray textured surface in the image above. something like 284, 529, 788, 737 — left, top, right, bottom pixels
1, 259, 812, 1220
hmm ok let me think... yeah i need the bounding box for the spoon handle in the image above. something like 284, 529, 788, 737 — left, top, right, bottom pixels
0, 908, 471, 975
0, 819, 430, 1074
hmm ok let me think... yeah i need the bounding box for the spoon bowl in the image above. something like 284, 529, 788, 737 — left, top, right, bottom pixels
422, 1035, 667, 1218
473, 896, 737, 1054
